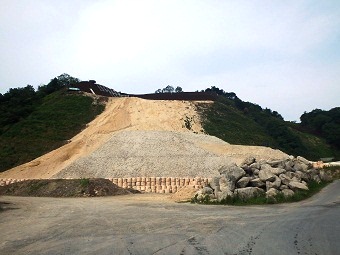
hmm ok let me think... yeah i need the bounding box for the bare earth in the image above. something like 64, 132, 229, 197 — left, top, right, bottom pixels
0, 97, 288, 179
1, 180, 339, 255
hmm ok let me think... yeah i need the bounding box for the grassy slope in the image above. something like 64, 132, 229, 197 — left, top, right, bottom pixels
201, 98, 338, 160
202, 99, 277, 146
0, 91, 105, 172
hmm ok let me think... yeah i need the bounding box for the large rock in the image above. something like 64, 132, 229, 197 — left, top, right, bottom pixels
279, 173, 291, 185
216, 189, 234, 202
288, 181, 309, 191
237, 177, 251, 188
295, 171, 310, 182
219, 176, 236, 192
266, 175, 281, 190
312, 174, 321, 184
250, 162, 261, 170
250, 178, 265, 187
279, 185, 289, 190
319, 170, 331, 182
234, 187, 265, 200
259, 169, 276, 182
267, 160, 285, 168
297, 156, 311, 166
284, 160, 294, 171
270, 167, 286, 176
209, 177, 221, 191
282, 189, 294, 198
266, 188, 279, 198
241, 156, 256, 166
201, 186, 214, 195
218, 164, 245, 181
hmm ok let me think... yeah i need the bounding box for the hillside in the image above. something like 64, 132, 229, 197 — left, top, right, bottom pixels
0, 97, 288, 179
200, 88, 339, 161
0, 90, 105, 172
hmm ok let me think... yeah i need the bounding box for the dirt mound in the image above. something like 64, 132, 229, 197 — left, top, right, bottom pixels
0, 179, 133, 197
169, 187, 197, 202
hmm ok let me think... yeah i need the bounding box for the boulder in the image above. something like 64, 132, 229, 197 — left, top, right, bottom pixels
288, 181, 309, 191
267, 160, 285, 168
295, 171, 310, 182
218, 164, 245, 181
319, 170, 331, 182
259, 169, 276, 182
219, 176, 236, 192
266, 175, 281, 190
285, 171, 294, 179
250, 162, 261, 170
253, 169, 260, 176
209, 177, 221, 191
279, 185, 289, 190
279, 174, 291, 186
241, 156, 256, 166
270, 167, 286, 176
216, 189, 234, 202
293, 162, 303, 172
312, 174, 321, 184
237, 177, 251, 188
284, 160, 294, 171
201, 186, 214, 195
297, 156, 311, 167
250, 178, 265, 187
266, 188, 279, 198
282, 189, 294, 198
234, 187, 265, 200
241, 165, 253, 175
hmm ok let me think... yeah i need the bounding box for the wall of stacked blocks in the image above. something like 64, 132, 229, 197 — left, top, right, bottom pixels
0, 177, 210, 194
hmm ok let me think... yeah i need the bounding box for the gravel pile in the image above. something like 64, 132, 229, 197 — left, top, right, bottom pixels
53, 130, 288, 178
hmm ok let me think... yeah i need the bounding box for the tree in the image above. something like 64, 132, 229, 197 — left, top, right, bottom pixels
155, 89, 162, 93
175, 86, 183, 93
38, 73, 80, 96
162, 85, 174, 93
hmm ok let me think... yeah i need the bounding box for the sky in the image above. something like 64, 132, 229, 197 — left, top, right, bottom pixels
1, 0, 339, 121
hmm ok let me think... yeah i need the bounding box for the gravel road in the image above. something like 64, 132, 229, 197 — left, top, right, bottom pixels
1, 181, 339, 255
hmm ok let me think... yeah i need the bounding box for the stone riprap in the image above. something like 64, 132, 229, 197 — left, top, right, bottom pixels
194, 156, 331, 202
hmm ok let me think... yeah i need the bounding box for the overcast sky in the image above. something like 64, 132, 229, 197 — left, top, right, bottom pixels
1, 0, 339, 121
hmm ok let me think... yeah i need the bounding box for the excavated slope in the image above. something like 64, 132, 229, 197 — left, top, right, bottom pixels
0, 97, 288, 179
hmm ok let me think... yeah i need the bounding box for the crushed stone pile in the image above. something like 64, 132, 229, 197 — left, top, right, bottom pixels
53, 130, 288, 178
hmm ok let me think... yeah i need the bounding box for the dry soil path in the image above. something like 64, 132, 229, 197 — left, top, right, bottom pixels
1, 181, 339, 255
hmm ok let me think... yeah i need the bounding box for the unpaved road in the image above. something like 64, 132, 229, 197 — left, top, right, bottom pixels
1, 181, 339, 255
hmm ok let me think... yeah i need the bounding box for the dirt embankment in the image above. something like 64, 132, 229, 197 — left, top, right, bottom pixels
0, 179, 133, 197
0, 97, 288, 180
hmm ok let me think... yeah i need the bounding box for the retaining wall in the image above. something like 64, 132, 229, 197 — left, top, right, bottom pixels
0, 177, 209, 194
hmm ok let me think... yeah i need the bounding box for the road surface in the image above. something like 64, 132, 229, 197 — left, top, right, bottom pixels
1, 181, 339, 255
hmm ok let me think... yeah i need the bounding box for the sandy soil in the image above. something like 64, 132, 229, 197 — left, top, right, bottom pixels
0, 97, 288, 179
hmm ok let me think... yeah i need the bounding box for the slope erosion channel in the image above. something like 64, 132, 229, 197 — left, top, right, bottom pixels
0, 97, 288, 179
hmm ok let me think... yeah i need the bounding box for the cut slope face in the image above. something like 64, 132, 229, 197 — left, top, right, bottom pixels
0, 97, 288, 179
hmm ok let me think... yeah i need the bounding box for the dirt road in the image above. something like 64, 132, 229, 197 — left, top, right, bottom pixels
1, 181, 339, 255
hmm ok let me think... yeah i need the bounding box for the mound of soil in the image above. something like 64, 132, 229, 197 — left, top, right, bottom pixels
169, 187, 197, 202
0, 179, 135, 197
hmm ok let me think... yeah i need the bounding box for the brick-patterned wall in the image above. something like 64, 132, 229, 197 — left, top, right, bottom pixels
0, 177, 210, 194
